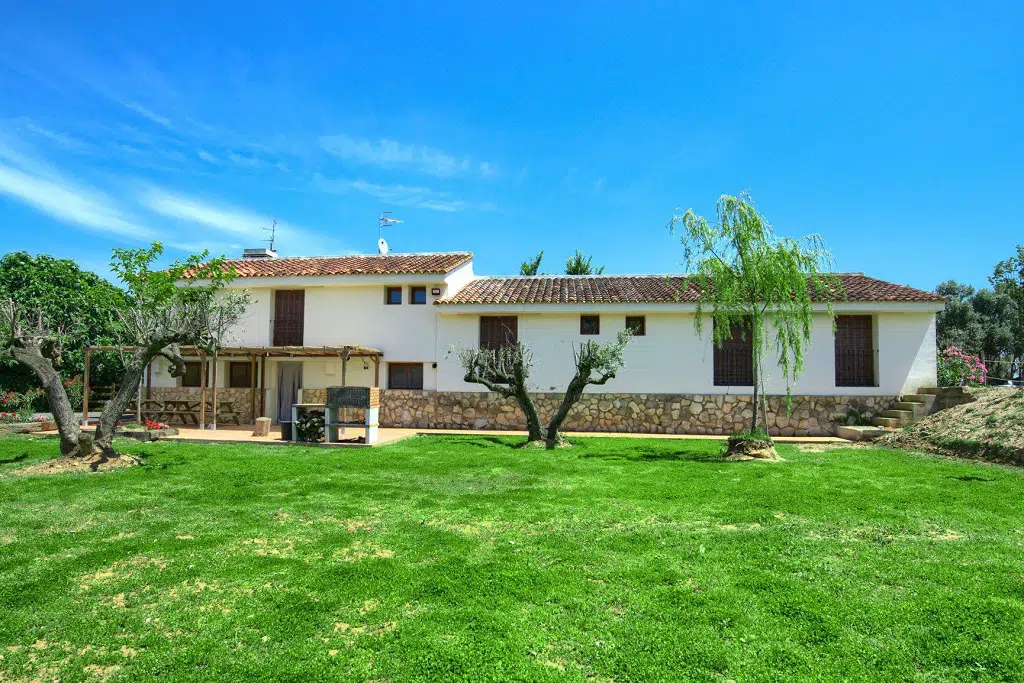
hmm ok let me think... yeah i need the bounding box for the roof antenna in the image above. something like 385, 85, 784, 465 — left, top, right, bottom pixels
263, 219, 278, 253
378, 212, 402, 255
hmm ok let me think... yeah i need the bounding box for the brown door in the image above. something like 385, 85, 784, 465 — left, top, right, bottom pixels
274, 290, 305, 346
835, 316, 875, 386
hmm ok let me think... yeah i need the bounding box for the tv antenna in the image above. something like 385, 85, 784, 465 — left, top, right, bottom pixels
378, 212, 402, 254
263, 219, 278, 252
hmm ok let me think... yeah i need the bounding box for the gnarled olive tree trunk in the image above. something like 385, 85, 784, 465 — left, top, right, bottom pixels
11, 346, 82, 457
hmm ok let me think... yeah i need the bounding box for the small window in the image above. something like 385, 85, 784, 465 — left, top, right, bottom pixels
625, 316, 646, 336
410, 286, 427, 305
385, 287, 402, 305
388, 363, 424, 390
182, 361, 203, 388
580, 315, 600, 335
229, 361, 251, 388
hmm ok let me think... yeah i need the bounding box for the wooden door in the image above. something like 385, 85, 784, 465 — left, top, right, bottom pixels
274, 290, 305, 346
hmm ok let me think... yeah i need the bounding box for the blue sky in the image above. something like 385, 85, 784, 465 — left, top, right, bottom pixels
0, 1, 1020, 289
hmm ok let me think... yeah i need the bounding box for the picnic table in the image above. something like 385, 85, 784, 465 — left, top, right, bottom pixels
139, 399, 242, 425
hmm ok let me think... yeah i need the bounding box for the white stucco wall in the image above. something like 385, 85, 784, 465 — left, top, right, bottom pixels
436, 308, 940, 396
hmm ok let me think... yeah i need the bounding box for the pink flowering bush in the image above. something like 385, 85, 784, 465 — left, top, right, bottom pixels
0, 389, 43, 422
937, 346, 987, 387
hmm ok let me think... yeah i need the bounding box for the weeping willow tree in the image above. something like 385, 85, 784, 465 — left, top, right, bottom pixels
670, 192, 841, 451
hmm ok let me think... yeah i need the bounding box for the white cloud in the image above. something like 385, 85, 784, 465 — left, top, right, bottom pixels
320, 134, 484, 178
0, 162, 156, 240
314, 175, 471, 212
118, 101, 174, 129
196, 149, 221, 164
140, 188, 324, 253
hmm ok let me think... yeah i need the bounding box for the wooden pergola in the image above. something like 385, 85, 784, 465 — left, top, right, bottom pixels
81, 344, 384, 429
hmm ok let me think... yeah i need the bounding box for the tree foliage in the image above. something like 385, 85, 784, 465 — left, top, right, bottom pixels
1, 243, 250, 459
991, 245, 1024, 379
670, 192, 840, 436
564, 250, 605, 275
0, 252, 126, 393
454, 330, 632, 447
519, 251, 544, 276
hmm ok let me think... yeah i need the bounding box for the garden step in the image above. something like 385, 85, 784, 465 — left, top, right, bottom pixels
893, 401, 929, 417
835, 425, 886, 442
881, 409, 915, 424
916, 387, 941, 395
873, 416, 903, 428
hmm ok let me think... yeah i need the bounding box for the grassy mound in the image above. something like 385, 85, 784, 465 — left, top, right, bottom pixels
882, 387, 1024, 464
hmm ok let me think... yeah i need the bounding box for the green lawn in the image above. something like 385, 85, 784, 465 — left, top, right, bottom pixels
1, 435, 1023, 682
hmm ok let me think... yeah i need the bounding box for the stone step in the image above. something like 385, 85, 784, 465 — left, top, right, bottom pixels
835, 425, 886, 442
916, 387, 941, 395
901, 394, 929, 403
873, 416, 903, 428
893, 401, 929, 417
881, 409, 915, 424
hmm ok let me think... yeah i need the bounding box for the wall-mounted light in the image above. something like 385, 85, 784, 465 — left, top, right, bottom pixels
431, 287, 441, 296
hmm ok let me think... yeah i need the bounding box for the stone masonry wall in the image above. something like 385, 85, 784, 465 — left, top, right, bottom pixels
379, 390, 897, 437
145, 387, 254, 423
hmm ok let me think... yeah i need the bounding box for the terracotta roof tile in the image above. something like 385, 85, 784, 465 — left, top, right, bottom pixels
436, 274, 943, 305
208, 252, 472, 278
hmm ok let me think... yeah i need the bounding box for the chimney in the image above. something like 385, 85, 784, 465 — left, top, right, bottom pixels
242, 248, 278, 259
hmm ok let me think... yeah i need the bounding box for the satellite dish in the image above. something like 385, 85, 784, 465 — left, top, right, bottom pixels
378, 237, 389, 255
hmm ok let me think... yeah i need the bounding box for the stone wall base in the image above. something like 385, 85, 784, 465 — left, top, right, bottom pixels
144, 388, 254, 424
379, 390, 896, 437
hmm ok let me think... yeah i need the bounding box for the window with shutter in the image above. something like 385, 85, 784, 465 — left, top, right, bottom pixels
479, 316, 518, 350
713, 319, 754, 386
273, 290, 305, 346
388, 363, 424, 389
181, 362, 203, 388
229, 362, 251, 388
835, 316, 876, 386
580, 315, 600, 335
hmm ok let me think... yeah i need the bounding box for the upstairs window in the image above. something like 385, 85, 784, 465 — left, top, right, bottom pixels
385, 287, 402, 305
410, 286, 427, 305
580, 315, 600, 335
713, 319, 754, 386
480, 316, 518, 350
835, 315, 876, 386
625, 316, 646, 336
273, 290, 305, 346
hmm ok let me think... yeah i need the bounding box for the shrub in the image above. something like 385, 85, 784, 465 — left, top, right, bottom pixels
937, 346, 987, 387
0, 389, 42, 422
63, 376, 84, 411
296, 410, 325, 443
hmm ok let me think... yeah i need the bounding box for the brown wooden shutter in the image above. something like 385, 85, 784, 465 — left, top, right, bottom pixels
480, 316, 518, 350
274, 290, 305, 346
388, 363, 424, 390
713, 320, 754, 386
835, 316, 875, 386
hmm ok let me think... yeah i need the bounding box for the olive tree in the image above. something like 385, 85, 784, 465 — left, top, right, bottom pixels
454, 330, 632, 447
2, 243, 249, 460
670, 192, 840, 455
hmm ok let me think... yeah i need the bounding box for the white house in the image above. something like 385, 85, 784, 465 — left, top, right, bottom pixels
145, 250, 944, 436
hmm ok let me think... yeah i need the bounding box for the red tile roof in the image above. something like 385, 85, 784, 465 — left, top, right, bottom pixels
210, 252, 473, 278
436, 274, 943, 305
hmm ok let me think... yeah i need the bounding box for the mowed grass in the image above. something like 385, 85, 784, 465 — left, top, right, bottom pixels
1, 435, 1023, 682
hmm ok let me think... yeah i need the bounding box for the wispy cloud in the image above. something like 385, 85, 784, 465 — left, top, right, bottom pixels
0, 162, 156, 240
320, 134, 492, 178
117, 100, 175, 130
314, 175, 475, 212
140, 188, 326, 253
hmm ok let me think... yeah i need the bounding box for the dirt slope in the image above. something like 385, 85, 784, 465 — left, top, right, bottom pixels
881, 387, 1024, 464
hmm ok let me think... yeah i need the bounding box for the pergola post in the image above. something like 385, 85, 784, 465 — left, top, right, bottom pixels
211, 353, 219, 431
199, 354, 207, 429
373, 356, 380, 388
258, 354, 267, 418
81, 346, 91, 426
249, 354, 257, 424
